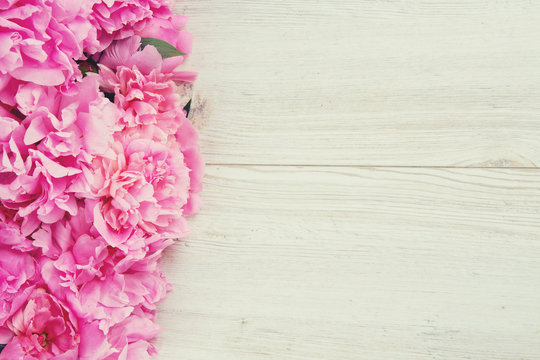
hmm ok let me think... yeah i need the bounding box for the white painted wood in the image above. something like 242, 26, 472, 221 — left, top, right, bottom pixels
173, 0, 540, 167
155, 1, 540, 359
156, 166, 540, 359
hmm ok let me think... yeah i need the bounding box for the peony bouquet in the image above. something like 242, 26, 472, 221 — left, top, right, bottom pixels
0, 0, 203, 358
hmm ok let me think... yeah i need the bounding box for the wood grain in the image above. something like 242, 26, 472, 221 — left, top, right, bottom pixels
173, 0, 540, 167
156, 1, 540, 359
156, 166, 540, 359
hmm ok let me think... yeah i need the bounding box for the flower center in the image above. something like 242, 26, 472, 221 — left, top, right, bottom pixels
34, 332, 49, 348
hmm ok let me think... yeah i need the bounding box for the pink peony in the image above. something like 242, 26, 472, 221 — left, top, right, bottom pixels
138, 14, 193, 74
89, 0, 174, 52
0, 288, 79, 360
100, 36, 163, 76
0, 209, 34, 252
0, 243, 36, 326
85, 126, 194, 246
68, 268, 169, 332
34, 211, 172, 333
79, 308, 160, 360
0, 75, 120, 233
0, 0, 93, 90
175, 112, 204, 216
17, 76, 119, 158
97, 36, 202, 216
99, 64, 182, 132
98, 50, 203, 217
40, 246, 171, 332
99, 35, 197, 82
0, 0, 202, 358
98, 37, 197, 135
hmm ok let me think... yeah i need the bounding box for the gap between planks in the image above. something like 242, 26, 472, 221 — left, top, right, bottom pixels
204, 163, 540, 170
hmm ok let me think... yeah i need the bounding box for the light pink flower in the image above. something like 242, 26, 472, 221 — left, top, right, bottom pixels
97, 36, 203, 216
86, 129, 192, 246
0, 288, 79, 360
99, 65, 182, 132
98, 37, 197, 135
100, 35, 197, 82
97, 60, 203, 217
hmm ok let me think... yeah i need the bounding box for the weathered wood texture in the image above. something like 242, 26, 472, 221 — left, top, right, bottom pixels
156, 166, 540, 359
175, 0, 540, 167
157, 1, 540, 359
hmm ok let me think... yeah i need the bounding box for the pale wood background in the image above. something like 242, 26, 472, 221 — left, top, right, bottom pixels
156, 1, 540, 359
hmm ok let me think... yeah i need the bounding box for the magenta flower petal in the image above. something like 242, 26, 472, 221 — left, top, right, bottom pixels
0, 1, 202, 358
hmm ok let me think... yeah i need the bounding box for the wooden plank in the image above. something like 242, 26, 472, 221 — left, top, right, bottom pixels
172, 1, 540, 166
156, 165, 540, 359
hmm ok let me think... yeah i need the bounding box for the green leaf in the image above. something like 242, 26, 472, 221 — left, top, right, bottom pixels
183, 99, 192, 117
140, 38, 187, 59
78, 61, 98, 77
0, 344, 5, 352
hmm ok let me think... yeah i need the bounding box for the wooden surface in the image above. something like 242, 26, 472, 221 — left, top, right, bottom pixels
156, 1, 540, 359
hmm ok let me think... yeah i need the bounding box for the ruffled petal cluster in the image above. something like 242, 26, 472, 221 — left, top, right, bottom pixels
89, 0, 175, 52
0, 1, 201, 359
0, 0, 95, 95
1, 288, 79, 359
0, 75, 119, 234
